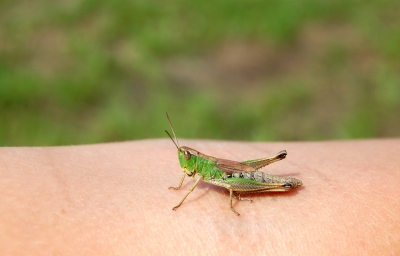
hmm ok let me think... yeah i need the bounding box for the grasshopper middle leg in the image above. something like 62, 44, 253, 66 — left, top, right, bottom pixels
230, 191, 253, 216
229, 189, 241, 216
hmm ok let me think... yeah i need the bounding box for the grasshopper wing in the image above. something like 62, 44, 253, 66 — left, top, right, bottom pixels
241, 150, 287, 170
215, 158, 255, 174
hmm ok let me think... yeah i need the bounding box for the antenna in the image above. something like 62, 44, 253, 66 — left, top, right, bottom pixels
165, 112, 180, 149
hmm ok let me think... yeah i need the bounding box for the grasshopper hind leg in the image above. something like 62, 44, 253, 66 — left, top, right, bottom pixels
233, 192, 253, 202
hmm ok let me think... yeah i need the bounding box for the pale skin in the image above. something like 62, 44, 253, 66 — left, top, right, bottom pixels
1, 139, 400, 255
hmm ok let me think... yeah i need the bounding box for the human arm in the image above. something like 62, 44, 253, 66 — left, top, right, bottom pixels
1, 139, 399, 255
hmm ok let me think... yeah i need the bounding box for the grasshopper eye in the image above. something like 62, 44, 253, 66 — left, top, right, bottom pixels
184, 150, 191, 160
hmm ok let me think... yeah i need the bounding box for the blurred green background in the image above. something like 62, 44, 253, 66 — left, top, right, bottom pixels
1, 0, 400, 146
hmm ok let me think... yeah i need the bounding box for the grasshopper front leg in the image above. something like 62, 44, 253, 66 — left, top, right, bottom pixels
172, 176, 202, 211
169, 173, 186, 190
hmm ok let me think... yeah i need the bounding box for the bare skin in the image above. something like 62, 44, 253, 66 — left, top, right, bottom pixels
1, 139, 400, 255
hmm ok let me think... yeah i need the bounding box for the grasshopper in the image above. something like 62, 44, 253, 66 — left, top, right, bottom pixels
165, 113, 302, 216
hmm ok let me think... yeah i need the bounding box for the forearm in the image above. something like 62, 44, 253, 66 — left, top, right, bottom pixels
1, 139, 399, 255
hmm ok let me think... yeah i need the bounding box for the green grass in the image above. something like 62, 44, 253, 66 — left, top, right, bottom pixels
1, 0, 400, 146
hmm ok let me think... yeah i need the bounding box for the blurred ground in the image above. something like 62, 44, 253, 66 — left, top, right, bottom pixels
0, 0, 399, 146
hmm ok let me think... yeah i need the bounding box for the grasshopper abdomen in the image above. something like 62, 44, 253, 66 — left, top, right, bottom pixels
227, 171, 302, 189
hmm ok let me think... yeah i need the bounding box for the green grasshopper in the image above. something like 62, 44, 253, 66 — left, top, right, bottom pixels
165, 113, 302, 216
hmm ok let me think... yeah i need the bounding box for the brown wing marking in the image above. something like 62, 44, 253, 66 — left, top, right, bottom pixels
215, 158, 255, 174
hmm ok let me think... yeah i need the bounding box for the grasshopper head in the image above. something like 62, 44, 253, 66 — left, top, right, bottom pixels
178, 146, 198, 177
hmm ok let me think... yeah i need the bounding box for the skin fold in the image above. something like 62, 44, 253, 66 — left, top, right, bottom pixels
0, 139, 400, 255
